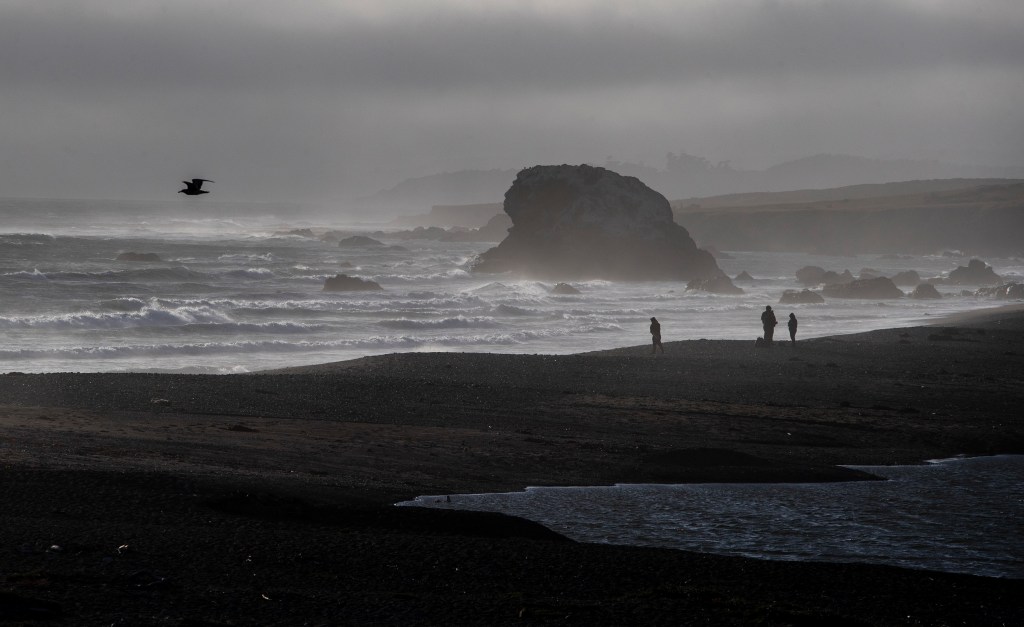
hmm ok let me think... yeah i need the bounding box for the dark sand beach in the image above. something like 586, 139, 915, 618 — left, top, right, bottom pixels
2, 305, 1023, 625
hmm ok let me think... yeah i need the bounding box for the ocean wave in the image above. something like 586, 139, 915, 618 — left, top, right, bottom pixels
469, 282, 511, 293
219, 253, 276, 262
28, 266, 210, 282
369, 270, 470, 282
99, 297, 148, 311
0, 304, 232, 330
182, 321, 322, 334
377, 316, 498, 330
0, 336, 459, 359
571, 323, 623, 333
492, 304, 541, 316
2, 268, 49, 280
225, 267, 275, 279
387, 295, 489, 309
564, 308, 646, 317
0, 326, 589, 360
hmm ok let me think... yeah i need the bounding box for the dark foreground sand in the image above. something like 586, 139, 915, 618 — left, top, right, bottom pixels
2, 306, 1023, 625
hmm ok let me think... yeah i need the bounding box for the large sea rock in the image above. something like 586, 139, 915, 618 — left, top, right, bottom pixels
687, 276, 743, 295
796, 266, 854, 286
470, 165, 721, 280
948, 259, 1001, 285
909, 283, 942, 299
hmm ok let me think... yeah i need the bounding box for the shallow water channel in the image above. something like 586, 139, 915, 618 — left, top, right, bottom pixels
400, 455, 1024, 579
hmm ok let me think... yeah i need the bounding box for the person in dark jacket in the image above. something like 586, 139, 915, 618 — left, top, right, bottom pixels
788, 312, 798, 344
649, 317, 664, 354
760, 306, 778, 345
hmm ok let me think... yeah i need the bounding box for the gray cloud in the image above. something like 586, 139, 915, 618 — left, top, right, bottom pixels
1, 0, 1022, 204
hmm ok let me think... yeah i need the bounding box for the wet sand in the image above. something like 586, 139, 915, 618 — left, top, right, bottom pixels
2, 305, 1023, 625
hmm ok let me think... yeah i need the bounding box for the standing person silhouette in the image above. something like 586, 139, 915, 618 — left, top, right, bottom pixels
788, 313, 798, 344
761, 305, 778, 346
649, 317, 664, 354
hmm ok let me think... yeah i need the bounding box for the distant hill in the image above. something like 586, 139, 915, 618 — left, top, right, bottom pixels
672, 179, 1024, 212
676, 181, 1024, 256
387, 179, 1024, 258
354, 154, 1024, 217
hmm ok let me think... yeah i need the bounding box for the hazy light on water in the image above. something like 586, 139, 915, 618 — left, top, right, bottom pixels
402, 455, 1024, 579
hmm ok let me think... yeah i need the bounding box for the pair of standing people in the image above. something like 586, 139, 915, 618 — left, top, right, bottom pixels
761, 306, 798, 345
650, 309, 798, 352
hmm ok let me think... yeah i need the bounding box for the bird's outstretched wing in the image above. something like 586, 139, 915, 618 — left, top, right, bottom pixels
191, 178, 214, 189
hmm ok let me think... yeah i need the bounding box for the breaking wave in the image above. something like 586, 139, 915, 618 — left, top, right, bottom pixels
377, 316, 499, 330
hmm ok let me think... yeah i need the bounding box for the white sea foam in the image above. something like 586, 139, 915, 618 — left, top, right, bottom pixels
226, 268, 275, 279
3, 268, 49, 280
378, 316, 499, 330
1, 199, 1019, 373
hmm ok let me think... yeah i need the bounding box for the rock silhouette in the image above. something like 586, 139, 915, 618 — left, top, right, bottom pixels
948, 259, 1001, 285
779, 289, 825, 304
796, 266, 854, 286
323, 274, 383, 292
471, 165, 721, 280
687, 276, 743, 295
551, 283, 581, 295
910, 284, 942, 299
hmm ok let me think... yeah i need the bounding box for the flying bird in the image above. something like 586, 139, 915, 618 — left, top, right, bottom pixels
179, 178, 214, 196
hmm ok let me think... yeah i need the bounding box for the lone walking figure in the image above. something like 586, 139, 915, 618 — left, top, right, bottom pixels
788, 312, 798, 344
761, 305, 778, 345
650, 317, 664, 354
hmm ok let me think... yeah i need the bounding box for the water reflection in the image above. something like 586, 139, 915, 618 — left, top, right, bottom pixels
400, 455, 1024, 579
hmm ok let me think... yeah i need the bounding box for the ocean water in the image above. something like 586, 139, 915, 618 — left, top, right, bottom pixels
400, 455, 1024, 579
2, 197, 1022, 374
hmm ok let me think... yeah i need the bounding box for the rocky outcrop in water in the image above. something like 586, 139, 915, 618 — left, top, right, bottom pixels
796, 266, 854, 286
975, 283, 1024, 299
822, 277, 904, 299
779, 289, 825, 304
948, 259, 1001, 285
551, 282, 581, 295
909, 284, 942, 299
734, 271, 754, 282
323, 274, 383, 292
686, 276, 744, 295
471, 165, 721, 280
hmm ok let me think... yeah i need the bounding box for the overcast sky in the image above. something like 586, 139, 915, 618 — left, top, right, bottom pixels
2, 0, 1022, 204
